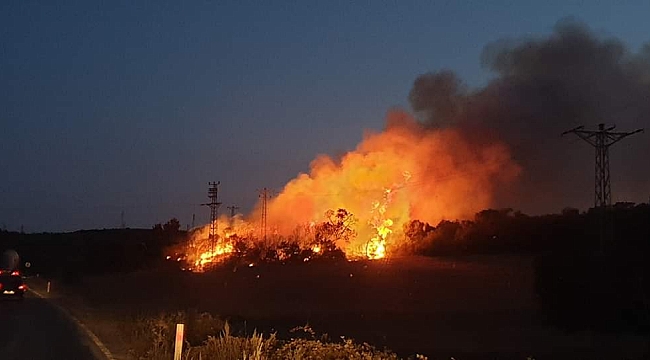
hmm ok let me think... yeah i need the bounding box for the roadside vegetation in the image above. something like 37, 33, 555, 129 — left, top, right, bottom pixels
129, 311, 400, 360
25, 263, 425, 359
73, 307, 403, 360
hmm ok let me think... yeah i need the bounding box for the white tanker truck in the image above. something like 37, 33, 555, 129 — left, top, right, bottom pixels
1, 249, 20, 272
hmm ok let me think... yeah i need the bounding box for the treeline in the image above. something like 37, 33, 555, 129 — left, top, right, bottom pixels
400, 202, 650, 256
401, 202, 650, 334
0, 218, 188, 281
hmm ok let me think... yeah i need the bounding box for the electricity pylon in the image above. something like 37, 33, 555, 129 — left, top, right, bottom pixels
202, 182, 222, 252
562, 123, 643, 208
562, 123, 642, 251
227, 205, 239, 218
258, 188, 271, 243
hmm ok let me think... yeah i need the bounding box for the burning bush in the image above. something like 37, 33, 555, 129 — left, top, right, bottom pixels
181, 110, 518, 270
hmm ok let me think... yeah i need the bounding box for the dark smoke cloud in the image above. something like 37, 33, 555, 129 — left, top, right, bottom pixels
410, 18, 650, 214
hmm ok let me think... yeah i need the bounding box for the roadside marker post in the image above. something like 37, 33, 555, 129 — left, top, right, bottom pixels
47, 281, 51, 293
174, 323, 184, 360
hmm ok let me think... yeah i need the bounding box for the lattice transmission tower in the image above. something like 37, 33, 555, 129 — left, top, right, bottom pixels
562, 123, 643, 208
202, 181, 222, 252
563, 123, 642, 251
227, 205, 239, 218
258, 188, 271, 243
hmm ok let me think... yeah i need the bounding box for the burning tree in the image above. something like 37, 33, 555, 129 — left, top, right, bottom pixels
313, 209, 357, 254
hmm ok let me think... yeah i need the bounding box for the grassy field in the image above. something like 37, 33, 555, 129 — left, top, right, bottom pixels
36, 255, 649, 359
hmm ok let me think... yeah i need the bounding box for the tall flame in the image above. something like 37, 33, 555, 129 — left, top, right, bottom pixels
187, 110, 519, 268
259, 111, 519, 253
366, 189, 395, 259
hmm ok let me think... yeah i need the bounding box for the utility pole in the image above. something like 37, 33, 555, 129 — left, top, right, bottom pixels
120, 210, 126, 229
227, 205, 239, 218
227, 205, 240, 228
258, 188, 271, 243
202, 182, 222, 252
191, 213, 195, 229
563, 123, 643, 249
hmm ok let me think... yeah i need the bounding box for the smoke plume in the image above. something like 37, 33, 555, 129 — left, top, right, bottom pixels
188, 19, 649, 266
410, 18, 650, 212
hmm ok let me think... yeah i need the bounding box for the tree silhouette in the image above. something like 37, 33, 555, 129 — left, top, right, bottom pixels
314, 209, 357, 252
163, 218, 181, 233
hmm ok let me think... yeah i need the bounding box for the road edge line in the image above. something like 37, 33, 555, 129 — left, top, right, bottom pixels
29, 288, 116, 360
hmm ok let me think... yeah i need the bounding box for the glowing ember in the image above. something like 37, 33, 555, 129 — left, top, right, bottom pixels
312, 245, 321, 253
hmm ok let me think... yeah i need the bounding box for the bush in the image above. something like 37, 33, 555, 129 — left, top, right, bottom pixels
271, 338, 398, 360
126, 311, 226, 359
186, 323, 274, 360
129, 312, 404, 360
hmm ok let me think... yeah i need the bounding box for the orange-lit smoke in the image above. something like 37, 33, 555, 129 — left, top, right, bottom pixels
187, 110, 520, 267
254, 110, 520, 257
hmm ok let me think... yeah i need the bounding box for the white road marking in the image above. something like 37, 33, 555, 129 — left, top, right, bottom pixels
29, 288, 116, 360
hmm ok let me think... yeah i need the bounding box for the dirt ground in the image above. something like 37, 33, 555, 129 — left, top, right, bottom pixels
71, 255, 648, 359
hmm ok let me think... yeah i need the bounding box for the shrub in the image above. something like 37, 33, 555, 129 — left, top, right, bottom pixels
128, 312, 404, 360
185, 323, 275, 360
271, 338, 399, 360
126, 311, 226, 360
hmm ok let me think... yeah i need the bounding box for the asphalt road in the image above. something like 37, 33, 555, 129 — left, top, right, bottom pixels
0, 294, 97, 360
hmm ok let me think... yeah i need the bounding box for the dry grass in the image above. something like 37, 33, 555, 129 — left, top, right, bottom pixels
184, 324, 273, 360
270, 338, 399, 360
128, 312, 400, 360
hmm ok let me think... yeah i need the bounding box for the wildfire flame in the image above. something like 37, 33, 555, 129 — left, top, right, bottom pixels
194, 242, 234, 268
186, 110, 519, 269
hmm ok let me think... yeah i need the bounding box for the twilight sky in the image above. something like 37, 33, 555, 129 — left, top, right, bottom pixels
1, 1, 649, 232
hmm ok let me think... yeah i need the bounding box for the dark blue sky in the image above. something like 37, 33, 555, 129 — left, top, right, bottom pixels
2, 1, 649, 232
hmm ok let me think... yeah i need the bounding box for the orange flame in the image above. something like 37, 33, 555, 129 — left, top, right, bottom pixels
260, 111, 519, 255
187, 215, 256, 271
187, 110, 519, 268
